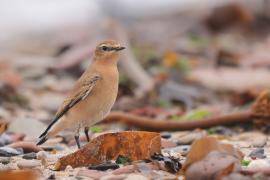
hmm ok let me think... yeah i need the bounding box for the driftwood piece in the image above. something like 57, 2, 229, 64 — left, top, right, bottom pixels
103, 90, 270, 131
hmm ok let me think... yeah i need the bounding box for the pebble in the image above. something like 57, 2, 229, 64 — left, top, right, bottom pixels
8, 141, 42, 153
0, 157, 11, 165
17, 159, 41, 169
249, 148, 266, 159
0, 147, 22, 157
36, 151, 47, 160
161, 132, 171, 139
247, 159, 270, 169
232, 132, 267, 147
173, 130, 206, 145
22, 152, 37, 160
89, 162, 120, 171
0, 133, 13, 146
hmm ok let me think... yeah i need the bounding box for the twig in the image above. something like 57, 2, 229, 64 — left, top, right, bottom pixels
103, 90, 270, 131
103, 111, 252, 131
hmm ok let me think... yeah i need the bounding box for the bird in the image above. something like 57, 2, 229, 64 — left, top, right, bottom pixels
37, 40, 125, 149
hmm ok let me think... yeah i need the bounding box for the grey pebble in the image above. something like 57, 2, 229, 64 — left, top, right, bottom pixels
249, 148, 266, 159
22, 152, 37, 160
161, 132, 171, 139
0, 133, 13, 147
0, 147, 22, 157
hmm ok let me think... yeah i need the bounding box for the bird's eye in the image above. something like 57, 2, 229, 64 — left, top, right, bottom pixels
101, 46, 109, 51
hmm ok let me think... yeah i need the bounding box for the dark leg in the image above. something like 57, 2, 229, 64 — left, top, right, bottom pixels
74, 135, 80, 149
84, 127, 90, 142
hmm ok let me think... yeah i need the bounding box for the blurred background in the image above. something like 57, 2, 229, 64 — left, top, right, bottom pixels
0, 0, 270, 140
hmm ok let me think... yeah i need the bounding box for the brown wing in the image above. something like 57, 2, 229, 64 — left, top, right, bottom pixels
39, 74, 100, 138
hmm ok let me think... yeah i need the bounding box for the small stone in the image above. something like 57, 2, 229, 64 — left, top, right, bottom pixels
22, 152, 37, 160
0, 147, 22, 157
0, 133, 13, 146
173, 130, 206, 145
232, 132, 267, 147
8, 141, 42, 153
247, 159, 270, 169
0, 157, 10, 165
37, 151, 48, 166
89, 162, 120, 171
161, 132, 171, 139
249, 148, 266, 159
17, 159, 41, 169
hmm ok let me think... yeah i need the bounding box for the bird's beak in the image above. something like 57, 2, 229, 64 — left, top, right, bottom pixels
114, 46, 126, 51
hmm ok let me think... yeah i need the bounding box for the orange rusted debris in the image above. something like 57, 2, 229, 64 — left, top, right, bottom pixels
54, 131, 161, 170
0, 170, 37, 180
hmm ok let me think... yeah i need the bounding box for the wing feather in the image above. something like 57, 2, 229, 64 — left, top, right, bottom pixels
39, 74, 100, 138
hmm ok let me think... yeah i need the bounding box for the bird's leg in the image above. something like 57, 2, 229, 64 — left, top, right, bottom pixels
74, 127, 81, 149
84, 127, 90, 142
75, 135, 80, 149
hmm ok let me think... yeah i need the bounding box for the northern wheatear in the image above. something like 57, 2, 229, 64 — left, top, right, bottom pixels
37, 40, 125, 148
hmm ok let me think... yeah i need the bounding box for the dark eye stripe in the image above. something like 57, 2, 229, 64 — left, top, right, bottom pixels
101, 46, 114, 51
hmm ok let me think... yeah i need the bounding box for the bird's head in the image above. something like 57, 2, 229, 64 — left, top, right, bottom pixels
94, 40, 125, 64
